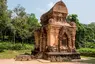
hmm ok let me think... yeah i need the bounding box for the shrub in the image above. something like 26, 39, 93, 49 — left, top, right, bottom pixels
12, 43, 22, 50
0, 42, 34, 51
0, 49, 4, 52
77, 48, 95, 57
0, 42, 12, 50
22, 44, 34, 50
85, 42, 95, 48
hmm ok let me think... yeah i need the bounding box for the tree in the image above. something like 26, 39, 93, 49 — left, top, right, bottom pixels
27, 13, 40, 43
85, 22, 95, 42
11, 5, 40, 43
67, 14, 95, 48
0, 2, 40, 44
0, 0, 9, 41
67, 14, 86, 48
27, 13, 40, 34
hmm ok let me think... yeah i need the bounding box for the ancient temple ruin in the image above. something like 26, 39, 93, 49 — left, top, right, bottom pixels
33, 1, 80, 62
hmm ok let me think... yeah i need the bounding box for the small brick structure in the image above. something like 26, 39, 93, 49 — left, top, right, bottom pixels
15, 54, 35, 61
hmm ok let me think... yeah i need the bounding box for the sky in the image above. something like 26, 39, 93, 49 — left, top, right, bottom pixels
7, 0, 95, 24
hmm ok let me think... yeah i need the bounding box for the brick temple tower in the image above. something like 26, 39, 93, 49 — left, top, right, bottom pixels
34, 1, 80, 62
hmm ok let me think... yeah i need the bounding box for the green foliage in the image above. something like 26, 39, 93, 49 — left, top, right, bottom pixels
0, 42, 34, 51
0, 0, 95, 52
67, 14, 78, 22
78, 48, 95, 57
67, 14, 86, 48
0, 3, 40, 43
67, 14, 95, 49
0, 50, 31, 59
84, 42, 95, 48
9, 5, 40, 43
0, 0, 10, 41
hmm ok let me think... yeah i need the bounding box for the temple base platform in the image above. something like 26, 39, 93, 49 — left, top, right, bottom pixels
43, 52, 80, 62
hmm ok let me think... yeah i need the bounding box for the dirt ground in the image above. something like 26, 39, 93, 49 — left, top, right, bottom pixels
0, 59, 88, 64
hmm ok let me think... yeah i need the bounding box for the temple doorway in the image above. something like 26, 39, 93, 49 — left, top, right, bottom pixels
59, 33, 68, 52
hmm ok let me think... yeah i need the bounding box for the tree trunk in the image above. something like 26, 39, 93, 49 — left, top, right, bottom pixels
2, 31, 4, 41
0, 31, 2, 41
13, 31, 15, 44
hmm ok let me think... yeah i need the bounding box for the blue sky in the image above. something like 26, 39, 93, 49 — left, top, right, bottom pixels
7, 0, 95, 24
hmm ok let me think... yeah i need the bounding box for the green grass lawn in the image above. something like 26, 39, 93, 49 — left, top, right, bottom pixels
0, 50, 95, 64
0, 50, 31, 59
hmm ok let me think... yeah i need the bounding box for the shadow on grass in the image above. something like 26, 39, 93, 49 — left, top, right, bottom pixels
79, 58, 95, 64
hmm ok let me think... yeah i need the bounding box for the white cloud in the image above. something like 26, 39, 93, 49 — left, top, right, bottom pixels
88, 20, 95, 24
36, 0, 59, 13
36, 0, 62, 21
47, 0, 61, 10
36, 2, 54, 13
36, 8, 45, 13
47, 2, 54, 9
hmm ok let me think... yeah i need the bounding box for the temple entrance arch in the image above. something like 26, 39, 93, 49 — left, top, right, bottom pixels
62, 33, 68, 48
60, 32, 68, 52
58, 27, 71, 52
